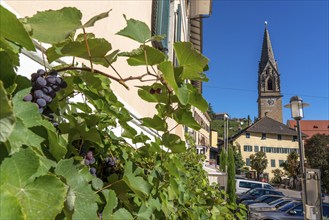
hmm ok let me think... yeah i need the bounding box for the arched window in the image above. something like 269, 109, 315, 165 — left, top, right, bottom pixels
267, 78, 273, 90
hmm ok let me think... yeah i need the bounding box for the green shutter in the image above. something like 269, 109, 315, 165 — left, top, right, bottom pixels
155, 0, 170, 50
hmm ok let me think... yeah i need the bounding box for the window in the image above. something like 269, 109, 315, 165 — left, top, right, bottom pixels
262, 133, 266, 140
246, 158, 250, 166
244, 145, 252, 152
246, 133, 250, 138
254, 146, 259, 152
267, 78, 273, 90
290, 205, 304, 216
277, 134, 282, 140
151, 0, 170, 51
293, 136, 297, 142
271, 159, 276, 167
260, 146, 265, 152
279, 160, 284, 167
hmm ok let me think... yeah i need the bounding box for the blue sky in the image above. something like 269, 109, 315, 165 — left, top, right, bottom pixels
202, 0, 329, 122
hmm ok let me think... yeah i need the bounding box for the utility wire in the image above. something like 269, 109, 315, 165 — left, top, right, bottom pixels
204, 86, 329, 99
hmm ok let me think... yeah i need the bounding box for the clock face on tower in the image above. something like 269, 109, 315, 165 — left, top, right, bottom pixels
267, 98, 275, 105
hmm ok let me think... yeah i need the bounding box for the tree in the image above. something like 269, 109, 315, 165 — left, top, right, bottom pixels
233, 144, 245, 173
305, 134, 329, 193
282, 151, 300, 189
0, 6, 246, 219
226, 146, 236, 203
271, 168, 284, 185
250, 151, 268, 180
220, 149, 227, 172
207, 102, 216, 119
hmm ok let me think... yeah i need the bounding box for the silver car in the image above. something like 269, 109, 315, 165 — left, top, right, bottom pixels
248, 197, 297, 212
249, 200, 302, 220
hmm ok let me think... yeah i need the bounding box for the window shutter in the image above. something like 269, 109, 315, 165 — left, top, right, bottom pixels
151, 0, 170, 51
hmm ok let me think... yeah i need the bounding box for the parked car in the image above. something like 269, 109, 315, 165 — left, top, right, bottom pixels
242, 194, 283, 207
236, 179, 275, 195
237, 188, 284, 203
248, 197, 298, 212
249, 201, 329, 220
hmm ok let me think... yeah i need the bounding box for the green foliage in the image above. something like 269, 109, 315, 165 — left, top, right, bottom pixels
211, 119, 249, 138
271, 168, 284, 185
226, 147, 236, 203
220, 149, 227, 172
0, 6, 245, 220
250, 151, 268, 180
305, 134, 329, 193
233, 144, 245, 172
282, 151, 300, 190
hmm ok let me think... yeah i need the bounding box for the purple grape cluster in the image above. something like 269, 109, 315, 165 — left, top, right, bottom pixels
23, 69, 67, 113
84, 151, 96, 166
83, 150, 97, 176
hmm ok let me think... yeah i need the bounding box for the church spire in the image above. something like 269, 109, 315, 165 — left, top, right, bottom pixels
259, 22, 276, 72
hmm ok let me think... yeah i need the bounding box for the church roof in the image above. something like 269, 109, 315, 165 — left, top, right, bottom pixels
259, 23, 277, 72
246, 116, 298, 136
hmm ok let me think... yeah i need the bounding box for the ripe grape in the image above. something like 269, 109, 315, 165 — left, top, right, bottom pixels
37, 69, 46, 76
86, 151, 93, 160
156, 88, 162, 94
89, 167, 97, 176
31, 73, 39, 81
34, 90, 44, 99
36, 98, 46, 107
23, 69, 67, 128
60, 81, 68, 88
35, 77, 47, 87
149, 88, 156, 94
46, 76, 57, 84
23, 94, 33, 101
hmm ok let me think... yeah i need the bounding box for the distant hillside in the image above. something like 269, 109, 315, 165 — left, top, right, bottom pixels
211, 118, 250, 139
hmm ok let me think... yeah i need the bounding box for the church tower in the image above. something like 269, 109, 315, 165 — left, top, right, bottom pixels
258, 22, 283, 123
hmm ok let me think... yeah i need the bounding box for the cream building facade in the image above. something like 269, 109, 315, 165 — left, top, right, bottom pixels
2, 0, 212, 148
231, 117, 300, 180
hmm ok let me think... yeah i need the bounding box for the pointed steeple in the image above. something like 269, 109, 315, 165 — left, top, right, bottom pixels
259, 22, 276, 72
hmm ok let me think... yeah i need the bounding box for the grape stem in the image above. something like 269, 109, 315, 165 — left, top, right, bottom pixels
56, 66, 161, 90
95, 179, 123, 193
83, 28, 94, 73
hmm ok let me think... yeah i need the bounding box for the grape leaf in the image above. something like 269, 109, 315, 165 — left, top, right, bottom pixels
82, 10, 112, 28
187, 84, 208, 112
173, 109, 201, 130
122, 45, 165, 66
0, 37, 20, 66
0, 51, 17, 89
47, 38, 112, 64
112, 208, 134, 220
0, 81, 16, 142
26, 7, 82, 44
5, 118, 44, 155
55, 159, 99, 220
141, 115, 167, 132
159, 61, 178, 92
102, 189, 118, 218
174, 42, 209, 80
0, 5, 35, 51
0, 189, 24, 220
0, 148, 39, 187
116, 15, 151, 43
0, 148, 67, 219
123, 161, 152, 199
177, 85, 190, 105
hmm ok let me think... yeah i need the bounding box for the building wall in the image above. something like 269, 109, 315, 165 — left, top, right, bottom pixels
234, 131, 299, 179
3, 0, 194, 140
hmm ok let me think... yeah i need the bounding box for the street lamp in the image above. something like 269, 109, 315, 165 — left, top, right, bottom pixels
223, 113, 230, 152
284, 96, 309, 219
